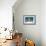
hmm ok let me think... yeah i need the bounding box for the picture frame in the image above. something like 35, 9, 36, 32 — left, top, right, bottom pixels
23, 15, 36, 25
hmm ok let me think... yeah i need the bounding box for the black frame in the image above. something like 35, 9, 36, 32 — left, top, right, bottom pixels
23, 15, 36, 25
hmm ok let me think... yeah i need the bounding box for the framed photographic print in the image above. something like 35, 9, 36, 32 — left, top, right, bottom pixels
23, 15, 36, 25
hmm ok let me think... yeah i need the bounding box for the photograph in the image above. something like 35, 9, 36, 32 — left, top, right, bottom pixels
23, 15, 36, 25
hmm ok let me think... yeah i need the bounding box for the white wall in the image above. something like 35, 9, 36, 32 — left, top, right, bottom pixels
41, 0, 46, 46
13, 0, 46, 46
0, 0, 16, 29
13, 0, 41, 46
